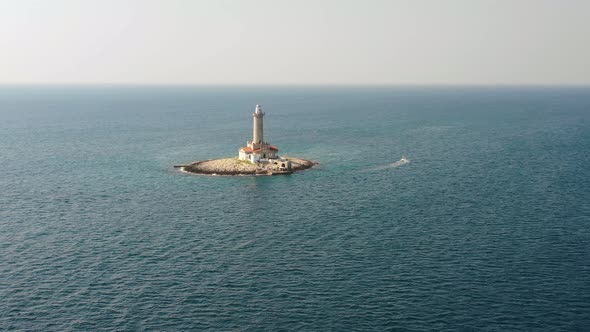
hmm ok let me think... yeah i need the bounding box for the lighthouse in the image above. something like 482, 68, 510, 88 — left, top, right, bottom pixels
252, 104, 264, 146
238, 104, 279, 163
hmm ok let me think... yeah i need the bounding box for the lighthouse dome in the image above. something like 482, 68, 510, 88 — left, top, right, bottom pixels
255, 104, 263, 115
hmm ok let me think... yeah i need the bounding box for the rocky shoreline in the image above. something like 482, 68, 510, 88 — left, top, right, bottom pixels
177, 157, 316, 176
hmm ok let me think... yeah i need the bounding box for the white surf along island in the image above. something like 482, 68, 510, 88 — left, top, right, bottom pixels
177, 104, 316, 176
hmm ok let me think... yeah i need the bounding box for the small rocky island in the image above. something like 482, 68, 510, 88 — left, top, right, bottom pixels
176, 104, 316, 176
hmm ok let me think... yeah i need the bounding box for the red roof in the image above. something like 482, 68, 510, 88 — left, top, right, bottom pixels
270, 146, 279, 151
240, 147, 253, 153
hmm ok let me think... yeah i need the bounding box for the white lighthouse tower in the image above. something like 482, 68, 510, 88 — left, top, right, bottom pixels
238, 104, 279, 163
252, 104, 264, 147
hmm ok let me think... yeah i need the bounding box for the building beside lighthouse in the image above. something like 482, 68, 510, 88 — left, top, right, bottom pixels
238, 104, 279, 163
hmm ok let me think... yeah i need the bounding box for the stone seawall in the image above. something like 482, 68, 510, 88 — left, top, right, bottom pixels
179, 157, 316, 176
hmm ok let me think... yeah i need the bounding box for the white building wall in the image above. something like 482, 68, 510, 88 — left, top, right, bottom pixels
250, 154, 260, 163
239, 150, 249, 161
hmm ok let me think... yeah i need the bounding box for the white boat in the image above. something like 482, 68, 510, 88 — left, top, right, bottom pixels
399, 157, 408, 163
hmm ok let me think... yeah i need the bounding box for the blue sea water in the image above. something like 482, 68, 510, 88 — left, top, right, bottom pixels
1, 86, 589, 331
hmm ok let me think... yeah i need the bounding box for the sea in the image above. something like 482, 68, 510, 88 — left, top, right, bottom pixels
1, 86, 589, 331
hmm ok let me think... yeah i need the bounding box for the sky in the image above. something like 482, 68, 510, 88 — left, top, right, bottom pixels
1, 0, 589, 85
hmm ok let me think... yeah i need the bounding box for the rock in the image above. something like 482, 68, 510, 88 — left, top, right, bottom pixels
181, 157, 316, 176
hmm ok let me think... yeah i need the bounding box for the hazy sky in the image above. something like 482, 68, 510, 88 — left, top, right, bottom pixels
1, 0, 589, 85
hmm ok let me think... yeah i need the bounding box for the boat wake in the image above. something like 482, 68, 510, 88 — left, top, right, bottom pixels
364, 157, 410, 172
391, 157, 410, 167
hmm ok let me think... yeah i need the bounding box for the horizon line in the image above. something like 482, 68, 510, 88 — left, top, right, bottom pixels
1, 83, 590, 88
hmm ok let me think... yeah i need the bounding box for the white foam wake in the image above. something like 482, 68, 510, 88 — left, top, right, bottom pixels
364, 158, 410, 172
391, 158, 410, 167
